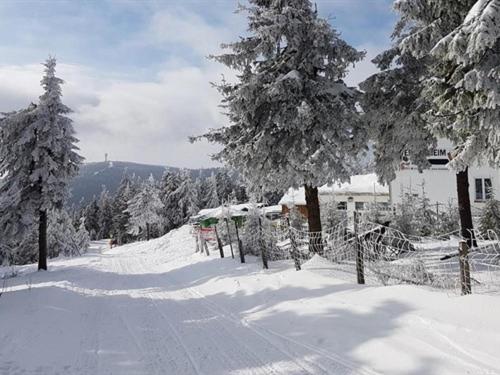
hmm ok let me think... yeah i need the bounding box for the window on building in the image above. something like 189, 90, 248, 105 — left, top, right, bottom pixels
379, 202, 391, 211
337, 201, 347, 210
355, 202, 365, 211
475, 178, 493, 201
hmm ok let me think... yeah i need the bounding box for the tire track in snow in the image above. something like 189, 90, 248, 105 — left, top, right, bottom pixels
132, 257, 302, 375
133, 254, 369, 375
166, 271, 381, 375
111, 256, 203, 375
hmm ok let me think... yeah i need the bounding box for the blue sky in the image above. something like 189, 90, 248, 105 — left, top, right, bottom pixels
0, 0, 397, 167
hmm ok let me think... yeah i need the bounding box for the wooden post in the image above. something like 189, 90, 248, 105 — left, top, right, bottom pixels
195, 228, 200, 253
287, 218, 301, 271
203, 237, 210, 256
214, 225, 224, 258
354, 211, 365, 285
225, 218, 235, 259
459, 241, 472, 295
259, 218, 269, 269
38, 209, 47, 271
234, 220, 245, 263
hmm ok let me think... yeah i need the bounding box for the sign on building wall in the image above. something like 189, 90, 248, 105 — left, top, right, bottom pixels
401, 141, 452, 171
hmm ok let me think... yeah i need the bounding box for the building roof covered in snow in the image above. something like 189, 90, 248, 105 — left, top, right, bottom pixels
278, 173, 389, 206
191, 203, 265, 222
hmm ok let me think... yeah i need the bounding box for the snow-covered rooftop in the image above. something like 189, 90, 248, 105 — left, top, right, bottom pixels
191, 203, 266, 221
279, 173, 389, 206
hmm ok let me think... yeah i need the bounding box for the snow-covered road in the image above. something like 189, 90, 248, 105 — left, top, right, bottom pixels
1, 226, 500, 375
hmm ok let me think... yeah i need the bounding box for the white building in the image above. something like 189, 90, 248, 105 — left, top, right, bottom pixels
390, 139, 500, 213
279, 173, 390, 222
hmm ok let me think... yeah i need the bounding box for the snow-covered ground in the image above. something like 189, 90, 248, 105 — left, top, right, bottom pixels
1, 226, 499, 375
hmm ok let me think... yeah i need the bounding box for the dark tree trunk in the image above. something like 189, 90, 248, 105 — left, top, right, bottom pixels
146, 223, 150, 241
38, 209, 47, 271
304, 184, 323, 254
456, 168, 476, 248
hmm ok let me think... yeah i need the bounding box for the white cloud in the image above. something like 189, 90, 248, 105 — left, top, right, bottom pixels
0, 61, 229, 168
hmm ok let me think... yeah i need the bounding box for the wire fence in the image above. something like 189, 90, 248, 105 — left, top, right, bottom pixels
193, 215, 500, 295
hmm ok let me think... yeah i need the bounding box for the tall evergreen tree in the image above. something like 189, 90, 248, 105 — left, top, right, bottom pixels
0, 58, 82, 270
84, 198, 100, 240
479, 191, 500, 235
361, 0, 486, 247
97, 187, 113, 239
126, 175, 162, 241
47, 208, 80, 258
75, 217, 91, 253
205, 173, 220, 208
423, 1, 500, 243
0, 104, 39, 263
159, 171, 184, 232
215, 170, 234, 204
193, 0, 366, 249
111, 175, 134, 244
176, 170, 200, 223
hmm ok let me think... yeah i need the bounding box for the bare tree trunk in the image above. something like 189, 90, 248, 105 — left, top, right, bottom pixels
38, 209, 47, 271
146, 223, 150, 241
304, 184, 323, 254
456, 168, 476, 248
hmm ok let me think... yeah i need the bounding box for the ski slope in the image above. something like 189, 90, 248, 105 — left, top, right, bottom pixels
1, 225, 499, 375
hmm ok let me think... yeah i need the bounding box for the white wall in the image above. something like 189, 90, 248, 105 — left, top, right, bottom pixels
390, 142, 500, 213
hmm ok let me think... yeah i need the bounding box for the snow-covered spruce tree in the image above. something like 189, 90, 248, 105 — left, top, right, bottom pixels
364, 0, 479, 246
84, 198, 100, 240
75, 217, 91, 253
126, 175, 162, 241
192, 0, 366, 253
97, 187, 113, 239
47, 208, 80, 258
34, 58, 83, 268
175, 170, 200, 223
215, 169, 235, 204
159, 171, 184, 232
0, 58, 82, 270
205, 172, 220, 208
421, 0, 500, 172
423, 0, 499, 244
479, 191, 500, 235
242, 203, 269, 256
111, 175, 134, 244
0, 105, 39, 265
359, 43, 435, 183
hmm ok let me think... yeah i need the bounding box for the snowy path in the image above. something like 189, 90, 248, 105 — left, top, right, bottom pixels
1, 227, 500, 374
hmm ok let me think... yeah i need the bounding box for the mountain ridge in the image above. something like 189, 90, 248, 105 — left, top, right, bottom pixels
69, 160, 219, 206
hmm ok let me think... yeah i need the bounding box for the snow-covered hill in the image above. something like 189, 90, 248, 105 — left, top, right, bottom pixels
1, 226, 499, 374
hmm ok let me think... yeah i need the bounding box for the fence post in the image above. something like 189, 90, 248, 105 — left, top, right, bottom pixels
259, 218, 269, 269
214, 225, 224, 258
354, 211, 365, 285
195, 227, 200, 253
203, 237, 210, 256
234, 220, 245, 263
287, 218, 301, 271
459, 240, 472, 295
225, 218, 235, 259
